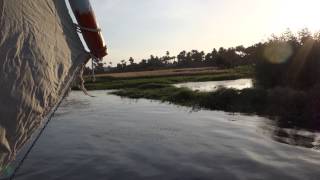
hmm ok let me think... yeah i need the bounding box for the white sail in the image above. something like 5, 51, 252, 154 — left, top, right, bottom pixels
0, 0, 89, 169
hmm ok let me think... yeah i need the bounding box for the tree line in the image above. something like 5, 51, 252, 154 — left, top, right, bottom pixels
86, 46, 253, 74
107, 46, 252, 72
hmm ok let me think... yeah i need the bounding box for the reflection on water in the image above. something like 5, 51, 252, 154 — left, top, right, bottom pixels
262, 124, 320, 150
9, 91, 320, 180
174, 79, 253, 92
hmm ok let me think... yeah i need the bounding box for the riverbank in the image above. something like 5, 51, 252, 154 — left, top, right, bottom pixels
82, 65, 319, 132
83, 65, 253, 90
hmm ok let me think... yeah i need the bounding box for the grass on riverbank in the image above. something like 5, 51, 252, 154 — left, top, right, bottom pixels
83, 65, 253, 90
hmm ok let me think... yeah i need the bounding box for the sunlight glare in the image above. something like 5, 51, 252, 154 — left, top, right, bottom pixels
274, 0, 320, 32
264, 42, 293, 64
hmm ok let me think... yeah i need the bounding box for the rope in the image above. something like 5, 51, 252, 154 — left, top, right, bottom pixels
73, 23, 102, 84
89, 54, 101, 83
73, 23, 100, 83
91, 56, 96, 82
78, 63, 94, 97
74, 23, 101, 33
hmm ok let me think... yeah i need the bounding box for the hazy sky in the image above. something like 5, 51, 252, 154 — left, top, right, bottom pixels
89, 0, 320, 64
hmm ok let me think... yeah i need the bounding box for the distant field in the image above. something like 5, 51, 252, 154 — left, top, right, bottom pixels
93, 67, 227, 78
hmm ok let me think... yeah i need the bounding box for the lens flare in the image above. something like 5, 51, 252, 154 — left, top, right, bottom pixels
264, 42, 293, 64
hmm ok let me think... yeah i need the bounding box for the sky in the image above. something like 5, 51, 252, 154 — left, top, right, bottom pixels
88, 0, 320, 64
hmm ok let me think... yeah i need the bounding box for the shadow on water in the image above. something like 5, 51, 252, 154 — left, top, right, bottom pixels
271, 128, 320, 149
263, 119, 320, 150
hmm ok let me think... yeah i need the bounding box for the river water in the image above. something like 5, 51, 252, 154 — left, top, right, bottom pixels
12, 91, 320, 180
174, 79, 253, 92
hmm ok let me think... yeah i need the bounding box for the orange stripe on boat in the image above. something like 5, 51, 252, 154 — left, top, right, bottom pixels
69, 0, 107, 59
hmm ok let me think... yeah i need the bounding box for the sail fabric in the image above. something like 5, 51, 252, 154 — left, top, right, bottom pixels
0, 0, 89, 169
